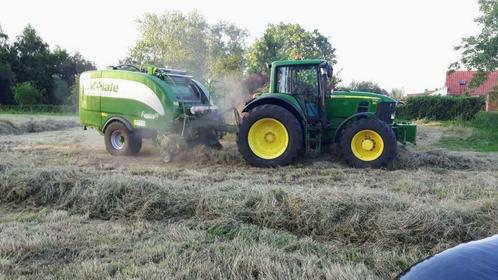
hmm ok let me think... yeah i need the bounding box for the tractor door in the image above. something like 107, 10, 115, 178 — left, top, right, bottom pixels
275, 65, 320, 122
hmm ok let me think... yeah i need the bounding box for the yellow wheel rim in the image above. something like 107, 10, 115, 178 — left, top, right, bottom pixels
351, 129, 384, 161
248, 118, 289, 160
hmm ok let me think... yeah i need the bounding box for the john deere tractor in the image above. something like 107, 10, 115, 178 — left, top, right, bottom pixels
237, 59, 416, 168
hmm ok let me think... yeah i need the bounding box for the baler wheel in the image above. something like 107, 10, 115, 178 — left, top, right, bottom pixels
104, 121, 141, 156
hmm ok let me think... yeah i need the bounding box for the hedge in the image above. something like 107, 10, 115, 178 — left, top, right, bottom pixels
396, 96, 485, 121
471, 111, 498, 130
0, 105, 77, 114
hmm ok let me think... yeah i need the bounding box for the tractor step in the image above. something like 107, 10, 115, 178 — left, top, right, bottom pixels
305, 124, 322, 157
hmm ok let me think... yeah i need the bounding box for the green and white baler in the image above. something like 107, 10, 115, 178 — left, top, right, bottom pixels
79, 65, 225, 155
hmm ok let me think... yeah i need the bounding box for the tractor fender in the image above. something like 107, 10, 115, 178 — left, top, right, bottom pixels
102, 116, 133, 133
242, 96, 306, 128
333, 112, 377, 143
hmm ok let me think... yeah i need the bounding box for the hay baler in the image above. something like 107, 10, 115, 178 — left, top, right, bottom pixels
79, 65, 225, 155
236, 59, 416, 168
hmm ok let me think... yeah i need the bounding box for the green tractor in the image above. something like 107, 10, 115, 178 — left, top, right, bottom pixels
236, 59, 416, 168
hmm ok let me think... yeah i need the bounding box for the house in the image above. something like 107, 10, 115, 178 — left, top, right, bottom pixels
407, 87, 447, 97
445, 71, 498, 111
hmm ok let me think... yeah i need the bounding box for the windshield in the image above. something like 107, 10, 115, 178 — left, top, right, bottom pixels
276, 65, 318, 96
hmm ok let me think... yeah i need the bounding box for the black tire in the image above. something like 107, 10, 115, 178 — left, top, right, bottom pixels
339, 118, 397, 168
104, 121, 140, 156
237, 104, 303, 167
130, 135, 142, 154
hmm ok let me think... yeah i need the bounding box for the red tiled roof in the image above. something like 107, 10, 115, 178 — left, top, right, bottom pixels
446, 71, 498, 96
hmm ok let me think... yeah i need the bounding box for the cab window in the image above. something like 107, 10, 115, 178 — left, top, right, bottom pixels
276, 65, 318, 96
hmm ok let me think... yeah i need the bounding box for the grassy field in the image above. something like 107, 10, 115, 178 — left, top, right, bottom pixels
0, 114, 497, 279
437, 112, 498, 152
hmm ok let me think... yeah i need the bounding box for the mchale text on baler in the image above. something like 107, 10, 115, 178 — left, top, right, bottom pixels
79, 60, 416, 168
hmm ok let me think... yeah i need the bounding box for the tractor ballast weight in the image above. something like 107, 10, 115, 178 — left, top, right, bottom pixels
79, 65, 225, 155
237, 59, 416, 168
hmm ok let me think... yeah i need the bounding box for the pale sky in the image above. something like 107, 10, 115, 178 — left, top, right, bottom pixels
1, 0, 481, 93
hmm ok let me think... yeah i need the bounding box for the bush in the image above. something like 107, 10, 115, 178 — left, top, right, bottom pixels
11, 82, 41, 105
396, 96, 485, 121
471, 111, 498, 130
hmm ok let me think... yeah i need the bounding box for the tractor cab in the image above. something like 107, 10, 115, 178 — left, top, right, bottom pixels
270, 60, 332, 127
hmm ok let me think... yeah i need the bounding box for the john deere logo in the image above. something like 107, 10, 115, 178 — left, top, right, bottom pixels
90, 81, 119, 93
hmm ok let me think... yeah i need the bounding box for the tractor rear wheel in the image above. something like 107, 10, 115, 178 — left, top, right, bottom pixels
339, 118, 397, 168
104, 122, 142, 156
237, 105, 302, 167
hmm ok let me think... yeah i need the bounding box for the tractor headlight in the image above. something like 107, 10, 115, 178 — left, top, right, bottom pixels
190, 105, 219, 115
391, 113, 396, 120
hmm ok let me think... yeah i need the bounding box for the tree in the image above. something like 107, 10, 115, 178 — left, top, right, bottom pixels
341, 81, 389, 95
451, 0, 498, 86
0, 24, 16, 104
12, 82, 40, 105
247, 23, 336, 75
207, 22, 248, 79
0, 24, 8, 46
128, 11, 248, 82
51, 47, 95, 85
67, 77, 80, 106
390, 88, 405, 100
0, 63, 16, 104
2, 25, 95, 105
129, 11, 209, 79
50, 47, 95, 103
11, 25, 54, 103
51, 75, 70, 104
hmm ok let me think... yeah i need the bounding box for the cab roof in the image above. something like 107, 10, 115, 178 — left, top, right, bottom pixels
271, 59, 327, 68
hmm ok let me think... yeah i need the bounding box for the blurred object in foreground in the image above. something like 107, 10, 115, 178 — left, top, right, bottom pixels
399, 235, 498, 280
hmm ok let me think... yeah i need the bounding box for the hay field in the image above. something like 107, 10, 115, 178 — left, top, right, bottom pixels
0, 114, 497, 279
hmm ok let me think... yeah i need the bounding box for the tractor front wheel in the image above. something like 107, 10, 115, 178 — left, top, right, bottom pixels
237, 105, 302, 167
339, 118, 397, 168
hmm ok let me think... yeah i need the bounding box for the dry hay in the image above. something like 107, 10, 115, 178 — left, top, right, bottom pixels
0, 118, 80, 135
394, 145, 494, 170
156, 133, 245, 166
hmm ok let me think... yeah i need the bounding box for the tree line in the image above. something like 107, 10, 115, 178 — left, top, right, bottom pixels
0, 24, 95, 105
0, 13, 395, 106
1, 0, 494, 106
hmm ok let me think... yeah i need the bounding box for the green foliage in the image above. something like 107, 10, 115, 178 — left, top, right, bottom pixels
51, 75, 71, 104
441, 110, 498, 152
439, 113, 498, 152
0, 24, 7, 45
0, 25, 95, 105
339, 80, 388, 95
128, 11, 248, 82
0, 63, 16, 104
396, 96, 485, 121
390, 88, 404, 100
248, 23, 336, 75
451, 0, 497, 86
207, 22, 248, 78
11, 82, 41, 105
472, 111, 498, 129
67, 78, 80, 106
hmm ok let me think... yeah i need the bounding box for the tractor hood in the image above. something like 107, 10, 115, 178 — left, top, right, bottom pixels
332, 91, 397, 103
